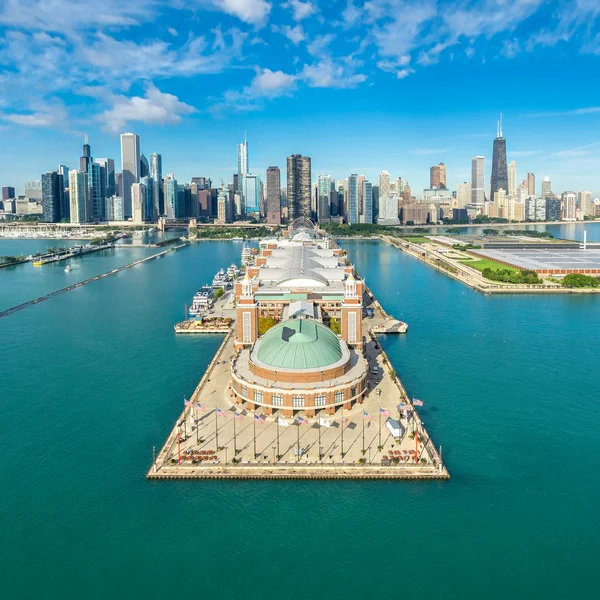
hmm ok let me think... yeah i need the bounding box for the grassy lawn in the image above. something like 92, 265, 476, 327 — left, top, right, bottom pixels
395, 236, 431, 244
457, 257, 518, 273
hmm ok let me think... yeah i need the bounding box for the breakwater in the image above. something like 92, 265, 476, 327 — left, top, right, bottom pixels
0, 243, 187, 319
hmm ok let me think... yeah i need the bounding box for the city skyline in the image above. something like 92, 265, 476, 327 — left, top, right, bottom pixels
1, 1, 600, 195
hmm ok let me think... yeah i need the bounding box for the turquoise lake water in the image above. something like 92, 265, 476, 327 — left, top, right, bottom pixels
0, 235, 599, 598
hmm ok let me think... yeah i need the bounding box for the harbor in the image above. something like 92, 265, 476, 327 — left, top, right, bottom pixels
150, 222, 447, 480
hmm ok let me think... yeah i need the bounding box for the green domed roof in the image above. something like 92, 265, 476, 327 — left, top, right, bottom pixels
256, 318, 342, 369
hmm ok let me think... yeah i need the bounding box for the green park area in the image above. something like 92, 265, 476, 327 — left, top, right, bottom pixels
457, 256, 517, 274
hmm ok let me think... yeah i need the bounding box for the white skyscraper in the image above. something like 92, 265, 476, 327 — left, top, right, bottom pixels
237, 136, 248, 177
455, 182, 471, 208
379, 171, 391, 199
68, 170, 88, 224
471, 156, 485, 207
508, 160, 517, 196
562, 192, 577, 221
120, 132, 140, 218
542, 177, 552, 197
578, 190, 592, 216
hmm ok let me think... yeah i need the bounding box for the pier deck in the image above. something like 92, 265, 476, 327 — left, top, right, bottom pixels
149, 320, 448, 481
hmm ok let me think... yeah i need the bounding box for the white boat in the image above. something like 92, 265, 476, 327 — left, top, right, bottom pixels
189, 285, 215, 316
64, 265, 72, 272
212, 269, 232, 289
232, 237, 244, 242
227, 263, 240, 278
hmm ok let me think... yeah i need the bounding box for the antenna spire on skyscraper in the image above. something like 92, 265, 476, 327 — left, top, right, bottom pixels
84, 133, 88, 146
499, 113, 503, 138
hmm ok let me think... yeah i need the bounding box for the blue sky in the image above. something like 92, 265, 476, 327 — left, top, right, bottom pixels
1, 0, 600, 196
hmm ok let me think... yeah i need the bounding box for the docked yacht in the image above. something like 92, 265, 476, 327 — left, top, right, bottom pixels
226, 263, 240, 278
212, 269, 232, 289
189, 286, 214, 316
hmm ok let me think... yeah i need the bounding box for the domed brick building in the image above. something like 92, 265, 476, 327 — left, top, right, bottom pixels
230, 224, 368, 417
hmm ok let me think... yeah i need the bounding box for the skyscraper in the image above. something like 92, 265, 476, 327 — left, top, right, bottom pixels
347, 174, 359, 224
80, 135, 92, 173
41, 171, 64, 223
141, 176, 154, 222
68, 170, 88, 224
562, 192, 577, 220
2, 186, 15, 200
243, 174, 260, 214
527, 173, 535, 196
542, 177, 552, 198
120, 132, 140, 218
266, 166, 281, 225
471, 156, 485, 207
508, 160, 517, 196
455, 182, 471, 208
317, 175, 334, 222
150, 153, 163, 216
490, 116, 508, 205
379, 171, 391, 199
96, 158, 115, 198
286, 154, 311, 221
430, 163, 447, 189
362, 180, 373, 224
88, 162, 104, 221
140, 154, 149, 178
237, 136, 248, 178
165, 176, 177, 219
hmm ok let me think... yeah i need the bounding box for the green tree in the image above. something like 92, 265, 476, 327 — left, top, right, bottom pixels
258, 316, 276, 334
329, 318, 341, 334
562, 274, 600, 288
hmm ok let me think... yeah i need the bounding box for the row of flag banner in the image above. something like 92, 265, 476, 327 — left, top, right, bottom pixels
184, 398, 425, 420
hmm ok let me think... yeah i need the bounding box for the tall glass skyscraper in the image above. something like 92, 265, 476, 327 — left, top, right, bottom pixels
150, 153, 162, 216
243, 174, 260, 214
88, 162, 105, 221
362, 180, 373, 224
490, 118, 508, 204
347, 174, 359, 224
41, 171, 64, 223
68, 170, 88, 224
287, 154, 311, 221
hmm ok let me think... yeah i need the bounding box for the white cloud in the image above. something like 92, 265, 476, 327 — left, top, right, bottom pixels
272, 24, 306, 44
100, 83, 197, 132
307, 34, 336, 57
282, 0, 317, 20
2, 103, 68, 127
396, 67, 415, 79
500, 37, 521, 59
168, 27, 178, 37
0, 0, 154, 33
528, 107, 600, 117
208, 0, 271, 25
302, 58, 367, 88
212, 67, 297, 113
341, 1, 362, 28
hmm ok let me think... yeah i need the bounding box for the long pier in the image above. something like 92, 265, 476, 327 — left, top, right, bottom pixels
148, 318, 448, 481
0, 243, 187, 319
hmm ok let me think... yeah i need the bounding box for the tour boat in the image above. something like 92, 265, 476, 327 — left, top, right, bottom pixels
189, 286, 215, 316
227, 263, 240, 278
212, 269, 231, 289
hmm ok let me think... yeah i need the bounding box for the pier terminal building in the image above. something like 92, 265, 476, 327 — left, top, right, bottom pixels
231, 219, 369, 417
